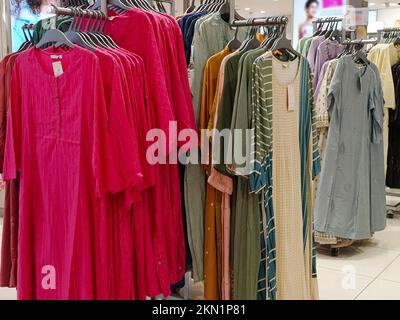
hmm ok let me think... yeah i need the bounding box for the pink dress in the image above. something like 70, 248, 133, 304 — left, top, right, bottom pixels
106, 9, 197, 296
3, 46, 137, 299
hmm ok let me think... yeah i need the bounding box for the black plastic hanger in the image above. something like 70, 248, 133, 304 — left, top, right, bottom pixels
91, 10, 119, 48
92, 0, 131, 11
76, 8, 100, 49
324, 18, 334, 38
271, 18, 301, 61
36, 8, 74, 51
185, 0, 196, 14
130, 0, 154, 11
81, 10, 106, 48
227, 26, 241, 51
263, 18, 281, 49
238, 21, 261, 52
313, 19, 323, 37
352, 43, 369, 65
36, 29, 74, 49
195, 0, 216, 13
328, 20, 341, 42
18, 24, 33, 52
55, 8, 95, 50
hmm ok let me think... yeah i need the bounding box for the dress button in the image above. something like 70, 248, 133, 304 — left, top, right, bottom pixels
205, 251, 209, 255
207, 227, 211, 231
210, 203, 214, 207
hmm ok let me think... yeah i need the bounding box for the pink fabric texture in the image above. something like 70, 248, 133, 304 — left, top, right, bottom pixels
1, 8, 196, 300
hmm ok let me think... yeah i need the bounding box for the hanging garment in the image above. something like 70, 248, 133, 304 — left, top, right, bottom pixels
3, 46, 129, 299
0, 53, 20, 289
313, 58, 343, 245
105, 9, 197, 297
387, 62, 400, 187
226, 48, 267, 300
184, 12, 247, 283
214, 50, 248, 175
313, 39, 344, 90
298, 36, 312, 56
314, 56, 386, 240
210, 49, 252, 300
191, 12, 248, 128
301, 37, 314, 58
307, 36, 325, 75
250, 52, 320, 300
368, 43, 400, 173
179, 12, 208, 65
94, 47, 159, 300
200, 47, 233, 300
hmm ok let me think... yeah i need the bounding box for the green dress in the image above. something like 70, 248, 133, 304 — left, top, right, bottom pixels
229, 48, 269, 300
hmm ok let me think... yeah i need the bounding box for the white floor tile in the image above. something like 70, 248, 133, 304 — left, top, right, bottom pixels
0, 288, 17, 300
189, 280, 204, 300
378, 256, 400, 283
317, 246, 400, 278
356, 279, 400, 300
360, 216, 400, 252
317, 267, 373, 300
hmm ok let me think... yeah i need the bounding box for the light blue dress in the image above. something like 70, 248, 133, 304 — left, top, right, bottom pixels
314, 56, 386, 240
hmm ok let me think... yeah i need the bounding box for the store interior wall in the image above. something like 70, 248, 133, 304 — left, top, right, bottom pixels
376, 7, 400, 28
176, 0, 400, 44
0, 1, 10, 59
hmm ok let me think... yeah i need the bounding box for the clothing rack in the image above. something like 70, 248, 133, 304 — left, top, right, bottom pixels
341, 38, 379, 45
314, 17, 343, 23
22, 24, 35, 30
378, 27, 400, 41
228, 0, 288, 27
230, 16, 288, 27
49, 4, 109, 19
313, 17, 343, 33
380, 27, 400, 32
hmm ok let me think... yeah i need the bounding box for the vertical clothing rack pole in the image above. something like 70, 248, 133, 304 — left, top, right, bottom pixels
158, 0, 176, 17
229, 0, 235, 25
101, 0, 107, 14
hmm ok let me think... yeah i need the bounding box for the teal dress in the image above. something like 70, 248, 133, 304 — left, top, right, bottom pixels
314, 56, 386, 239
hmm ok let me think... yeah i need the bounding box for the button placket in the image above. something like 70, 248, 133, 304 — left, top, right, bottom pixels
54, 78, 62, 138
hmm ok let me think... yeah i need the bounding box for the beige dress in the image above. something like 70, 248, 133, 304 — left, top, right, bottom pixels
272, 57, 317, 300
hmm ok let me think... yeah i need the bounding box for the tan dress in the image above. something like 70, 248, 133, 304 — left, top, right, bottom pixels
271, 57, 317, 300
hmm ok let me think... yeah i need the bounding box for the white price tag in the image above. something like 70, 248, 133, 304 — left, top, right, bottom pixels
52, 61, 64, 78
287, 85, 296, 112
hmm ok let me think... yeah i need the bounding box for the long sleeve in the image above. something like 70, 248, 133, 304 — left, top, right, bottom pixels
0, 59, 7, 172
327, 58, 344, 123
3, 62, 21, 181
191, 21, 211, 127
249, 57, 273, 194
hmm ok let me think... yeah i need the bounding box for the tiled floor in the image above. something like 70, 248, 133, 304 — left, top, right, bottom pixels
316, 214, 400, 300
1, 215, 400, 300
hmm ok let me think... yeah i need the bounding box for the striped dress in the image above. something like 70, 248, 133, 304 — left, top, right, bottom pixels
249, 52, 320, 300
